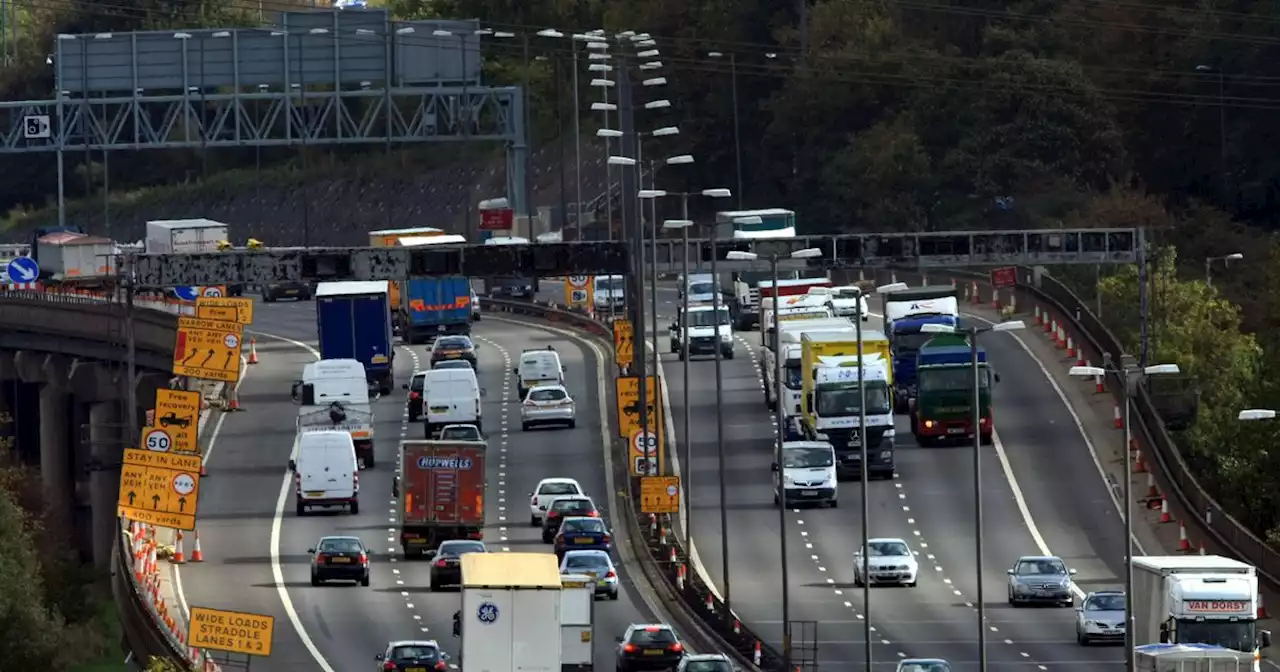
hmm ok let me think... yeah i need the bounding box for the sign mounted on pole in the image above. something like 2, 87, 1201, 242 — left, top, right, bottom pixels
629, 428, 661, 476
116, 449, 201, 530
989, 267, 1016, 288
613, 319, 634, 368
199, 286, 227, 298
141, 427, 172, 453
189, 606, 276, 657
564, 275, 593, 309
154, 389, 201, 454
639, 475, 680, 513
197, 296, 254, 324
172, 316, 245, 383
615, 375, 662, 440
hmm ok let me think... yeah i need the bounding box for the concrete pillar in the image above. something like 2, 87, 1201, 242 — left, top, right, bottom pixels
88, 401, 121, 569
39, 384, 72, 526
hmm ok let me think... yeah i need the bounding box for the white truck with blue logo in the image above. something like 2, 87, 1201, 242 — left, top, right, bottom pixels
764, 318, 855, 414
882, 286, 960, 412
459, 553, 563, 672
798, 351, 896, 480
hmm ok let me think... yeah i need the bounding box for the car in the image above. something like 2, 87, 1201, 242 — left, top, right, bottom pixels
431, 359, 474, 371
470, 289, 481, 322
430, 539, 487, 591
404, 371, 427, 421
560, 549, 620, 600
375, 640, 450, 672
431, 335, 478, 368
308, 535, 370, 586
1076, 590, 1126, 645
676, 653, 734, 672
529, 477, 584, 525
1007, 555, 1077, 607
554, 516, 613, 558
541, 496, 600, 543
262, 280, 313, 302
158, 411, 190, 428
853, 538, 919, 587
520, 384, 577, 431
616, 623, 685, 672
895, 659, 952, 672
437, 424, 483, 441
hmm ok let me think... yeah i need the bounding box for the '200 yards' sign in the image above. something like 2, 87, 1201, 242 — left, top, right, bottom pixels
172, 316, 245, 383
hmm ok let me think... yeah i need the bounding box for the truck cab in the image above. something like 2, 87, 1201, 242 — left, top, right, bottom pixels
760, 294, 833, 347
592, 275, 625, 312
881, 286, 960, 412
800, 354, 895, 480
680, 273, 718, 304
764, 320, 855, 414
668, 304, 734, 360
909, 333, 996, 446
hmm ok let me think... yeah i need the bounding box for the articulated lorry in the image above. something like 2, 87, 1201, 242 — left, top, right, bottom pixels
395, 440, 486, 557
401, 277, 473, 344
763, 317, 854, 413
798, 331, 895, 479
1132, 555, 1271, 666
909, 333, 996, 445
316, 281, 396, 395
882, 286, 961, 412
728, 273, 829, 330
760, 293, 833, 346
458, 553, 563, 671
1135, 643, 1261, 672
293, 359, 377, 468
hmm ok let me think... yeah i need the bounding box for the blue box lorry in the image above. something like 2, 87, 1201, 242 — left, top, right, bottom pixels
401, 277, 473, 344
316, 281, 396, 395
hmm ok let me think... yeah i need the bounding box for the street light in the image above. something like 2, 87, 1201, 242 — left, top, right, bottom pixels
666, 155, 694, 165
725, 245, 823, 672
590, 78, 616, 87
640, 61, 663, 70
644, 100, 671, 110
643, 77, 667, 86
592, 102, 617, 111
638, 49, 660, 58
1069, 356, 1180, 672
597, 129, 624, 138
651, 126, 679, 137
921, 319, 1026, 672
1239, 409, 1277, 421
1204, 252, 1243, 287
588, 63, 613, 72
607, 156, 636, 166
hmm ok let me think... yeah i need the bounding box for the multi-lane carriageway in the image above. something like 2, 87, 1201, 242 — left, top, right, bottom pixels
171, 298, 669, 671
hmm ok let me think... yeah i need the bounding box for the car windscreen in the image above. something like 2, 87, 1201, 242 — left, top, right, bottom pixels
319, 538, 363, 553
551, 498, 593, 513
391, 645, 440, 662
866, 541, 909, 557
438, 542, 486, 557
410, 375, 426, 391
561, 518, 605, 533
529, 388, 567, 402
564, 554, 610, 571
538, 482, 579, 496
628, 629, 676, 645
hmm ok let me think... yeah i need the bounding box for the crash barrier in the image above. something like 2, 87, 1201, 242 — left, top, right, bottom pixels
859, 266, 1280, 596
485, 297, 777, 671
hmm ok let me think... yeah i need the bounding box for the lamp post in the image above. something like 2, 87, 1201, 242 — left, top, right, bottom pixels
1204, 252, 1243, 287
1069, 356, 1180, 672
1195, 63, 1228, 202
726, 246, 824, 672
707, 51, 745, 208
920, 319, 1026, 672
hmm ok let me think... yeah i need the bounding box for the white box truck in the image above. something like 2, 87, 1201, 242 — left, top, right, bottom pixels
558, 574, 596, 671
460, 552, 562, 672
1132, 555, 1270, 662
145, 219, 228, 255
1135, 643, 1259, 672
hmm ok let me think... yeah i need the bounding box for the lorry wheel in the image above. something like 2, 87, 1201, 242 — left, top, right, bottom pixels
350, 500, 360, 515
981, 433, 994, 446
366, 454, 375, 468
723, 348, 735, 360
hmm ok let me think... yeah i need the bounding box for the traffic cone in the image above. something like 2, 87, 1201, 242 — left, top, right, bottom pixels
1043, 314, 1053, 333
992, 291, 1002, 311
753, 642, 762, 666
1259, 595, 1269, 619
1095, 374, 1105, 394
1146, 472, 1159, 499
1159, 497, 1172, 523
200, 462, 208, 478
190, 530, 204, 562
668, 546, 677, 564
971, 281, 980, 304
1034, 305, 1042, 325
1066, 335, 1076, 358
225, 384, 241, 412
1113, 404, 1124, 429
734, 619, 742, 635
171, 530, 186, 564
963, 283, 971, 302
1076, 349, 1087, 368
1056, 324, 1067, 348
1133, 450, 1148, 474
1178, 521, 1193, 551
676, 564, 685, 590
705, 592, 714, 612
248, 337, 259, 365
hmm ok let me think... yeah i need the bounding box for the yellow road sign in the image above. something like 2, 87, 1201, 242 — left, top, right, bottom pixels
616, 375, 662, 439
141, 426, 173, 453
199, 286, 227, 298
640, 476, 680, 514
613, 319, 634, 368
155, 389, 201, 454
172, 316, 245, 383
197, 297, 254, 324
628, 428, 661, 476
565, 275, 593, 309
189, 606, 276, 656
117, 449, 201, 530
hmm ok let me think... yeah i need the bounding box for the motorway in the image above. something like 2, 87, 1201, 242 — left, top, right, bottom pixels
174, 297, 660, 671
629, 279, 1130, 670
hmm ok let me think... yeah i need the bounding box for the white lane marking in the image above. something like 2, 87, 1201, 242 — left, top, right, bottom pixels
472, 335, 512, 536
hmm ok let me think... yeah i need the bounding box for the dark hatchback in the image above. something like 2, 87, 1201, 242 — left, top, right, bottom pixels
554, 516, 612, 559
616, 624, 685, 672
404, 372, 427, 421
375, 640, 449, 672
429, 540, 487, 591
262, 281, 314, 302
431, 336, 478, 368
541, 496, 599, 543
309, 536, 370, 586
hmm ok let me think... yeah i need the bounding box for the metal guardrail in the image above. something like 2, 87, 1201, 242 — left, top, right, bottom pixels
484, 297, 771, 672
113, 529, 192, 667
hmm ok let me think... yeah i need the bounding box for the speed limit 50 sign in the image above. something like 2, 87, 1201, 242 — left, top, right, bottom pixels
143, 428, 173, 452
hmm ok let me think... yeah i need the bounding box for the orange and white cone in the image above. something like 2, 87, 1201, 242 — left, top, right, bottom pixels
1095, 374, 1105, 394
705, 592, 714, 612
1034, 305, 1043, 325
1113, 404, 1124, 429
1066, 335, 1076, 358
1133, 449, 1148, 474
190, 530, 204, 562
753, 642, 762, 666
226, 385, 241, 412
248, 337, 259, 365
1159, 497, 1172, 523
1043, 314, 1054, 333
1076, 349, 1087, 368
1146, 472, 1159, 499
1178, 521, 1193, 551
971, 281, 980, 304
992, 291, 1002, 311
172, 530, 186, 564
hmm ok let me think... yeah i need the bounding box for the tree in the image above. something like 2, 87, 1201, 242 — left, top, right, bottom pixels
819, 119, 937, 230
0, 482, 73, 668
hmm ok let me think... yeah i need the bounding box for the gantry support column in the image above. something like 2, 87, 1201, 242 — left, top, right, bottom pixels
88, 400, 121, 569
39, 382, 72, 526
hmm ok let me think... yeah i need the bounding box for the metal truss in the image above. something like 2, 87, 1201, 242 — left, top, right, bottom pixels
0, 86, 523, 152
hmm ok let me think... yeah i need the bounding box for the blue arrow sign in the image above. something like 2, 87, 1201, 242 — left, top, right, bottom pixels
6, 256, 39, 284
173, 286, 199, 301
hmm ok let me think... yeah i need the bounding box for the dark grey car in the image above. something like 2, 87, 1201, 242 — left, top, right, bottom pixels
1007, 555, 1076, 607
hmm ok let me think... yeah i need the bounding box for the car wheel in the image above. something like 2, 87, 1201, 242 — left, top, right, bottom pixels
430, 578, 439, 591
609, 590, 619, 601
522, 423, 531, 431
1062, 599, 1074, 608
828, 499, 838, 508
724, 349, 735, 360
906, 581, 917, 587
542, 533, 553, 543
854, 574, 863, 588
361, 576, 370, 587
310, 574, 320, 586
568, 420, 576, 429
296, 502, 306, 516
1078, 631, 1087, 646
350, 500, 360, 515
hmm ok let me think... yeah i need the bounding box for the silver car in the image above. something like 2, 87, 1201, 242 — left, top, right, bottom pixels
676, 653, 734, 672
559, 549, 619, 599
1076, 591, 1126, 645
1007, 555, 1077, 607
520, 384, 576, 430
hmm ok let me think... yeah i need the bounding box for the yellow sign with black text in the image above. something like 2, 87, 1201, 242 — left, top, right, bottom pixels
197, 297, 254, 324
117, 449, 201, 530
640, 476, 680, 514
616, 374, 662, 439
189, 606, 275, 656
172, 316, 245, 383
613, 319, 634, 368
154, 389, 201, 454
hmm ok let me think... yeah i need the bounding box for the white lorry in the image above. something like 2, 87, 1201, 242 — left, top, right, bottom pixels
1135, 643, 1261, 672
459, 552, 562, 672
759, 293, 833, 346
557, 574, 597, 672
1132, 555, 1271, 664
145, 218, 228, 255
292, 359, 377, 469
799, 354, 896, 480
809, 285, 870, 321
668, 303, 734, 360
763, 318, 855, 413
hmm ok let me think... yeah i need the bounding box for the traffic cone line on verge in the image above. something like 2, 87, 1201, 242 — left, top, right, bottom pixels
971, 281, 980, 304
1095, 373, 1105, 394
1146, 472, 1159, 499
248, 337, 259, 365
1076, 348, 1087, 368
753, 642, 762, 666
1056, 324, 1067, 348
1066, 335, 1076, 358
191, 530, 204, 562
1043, 314, 1053, 333
172, 530, 185, 564
1178, 521, 1193, 551
705, 592, 714, 612
963, 283, 971, 302
1113, 404, 1124, 429
734, 619, 742, 635
1159, 497, 1172, 523
226, 385, 241, 411
676, 564, 685, 590
1034, 305, 1042, 325
1133, 450, 1148, 474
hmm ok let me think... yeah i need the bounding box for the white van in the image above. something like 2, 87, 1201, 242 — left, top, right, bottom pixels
514, 348, 564, 398
293, 359, 376, 468
423, 368, 484, 437
772, 440, 838, 508
289, 429, 360, 516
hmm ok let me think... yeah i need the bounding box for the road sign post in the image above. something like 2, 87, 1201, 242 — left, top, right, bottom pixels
629, 428, 660, 476
615, 375, 662, 440
613, 319, 635, 369
640, 476, 680, 513
197, 296, 254, 324
565, 275, 593, 309
116, 449, 202, 530
155, 389, 201, 454
172, 316, 246, 383
189, 607, 276, 657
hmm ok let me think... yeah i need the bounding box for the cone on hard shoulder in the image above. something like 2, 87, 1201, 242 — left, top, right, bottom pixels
248, 337, 259, 365
171, 530, 186, 564
1133, 450, 1148, 474
1178, 521, 1193, 551
1159, 497, 1172, 523
1095, 374, 1106, 394
200, 462, 208, 478
1066, 336, 1076, 358
1146, 472, 1159, 499
1113, 404, 1124, 429
190, 530, 204, 562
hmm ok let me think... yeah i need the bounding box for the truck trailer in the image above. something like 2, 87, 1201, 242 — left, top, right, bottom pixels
395, 440, 486, 557
315, 281, 395, 395
909, 333, 996, 445
881, 285, 960, 411
459, 553, 562, 672
1132, 555, 1270, 660
401, 277, 474, 343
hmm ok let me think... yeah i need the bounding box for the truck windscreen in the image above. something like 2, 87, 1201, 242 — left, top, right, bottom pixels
894, 332, 936, 352
816, 383, 892, 416
596, 277, 623, 291
687, 310, 730, 327
919, 367, 990, 391
1176, 619, 1256, 652
784, 363, 803, 389
689, 281, 715, 295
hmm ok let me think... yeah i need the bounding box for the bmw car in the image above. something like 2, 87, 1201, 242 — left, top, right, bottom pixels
429, 539, 487, 591
854, 538, 919, 587
309, 536, 370, 586
1076, 591, 1126, 645
431, 335, 477, 368
1007, 555, 1077, 607
375, 640, 450, 672
616, 624, 685, 672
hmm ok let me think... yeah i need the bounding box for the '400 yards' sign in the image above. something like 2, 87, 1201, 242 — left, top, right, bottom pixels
172, 317, 245, 383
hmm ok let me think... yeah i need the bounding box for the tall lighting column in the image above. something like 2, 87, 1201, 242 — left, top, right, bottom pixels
727, 246, 823, 672
1070, 356, 1180, 672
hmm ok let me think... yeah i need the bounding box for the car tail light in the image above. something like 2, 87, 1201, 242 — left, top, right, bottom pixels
294, 473, 301, 492
358, 552, 368, 565
353, 473, 359, 492
602, 534, 612, 544
587, 510, 599, 517
523, 400, 537, 407
382, 661, 396, 671
980, 415, 992, 427
434, 662, 447, 671
548, 510, 561, 519
468, 531, 484, 540
623, 644, 638, 654
605, 570, 617, 578
530, 495, 539, 506
670, 643, 684, 653
315, 553, 327, 563
436, 559, 448, 568
410, 392, 421, 400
